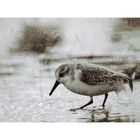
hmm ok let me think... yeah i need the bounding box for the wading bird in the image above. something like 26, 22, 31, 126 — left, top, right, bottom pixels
49, 63, 136, 109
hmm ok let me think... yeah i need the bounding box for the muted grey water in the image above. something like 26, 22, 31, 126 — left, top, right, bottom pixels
0, 18, 140, 122
0, 53, 139, 122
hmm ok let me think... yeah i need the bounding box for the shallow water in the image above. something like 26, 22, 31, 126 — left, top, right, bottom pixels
0, 18, 140, 122
0, 53, 139, 122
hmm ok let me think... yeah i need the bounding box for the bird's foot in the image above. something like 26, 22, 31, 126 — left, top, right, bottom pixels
102, 105, 106, 110
69, 107, 83, 111
102, 104, 106, 109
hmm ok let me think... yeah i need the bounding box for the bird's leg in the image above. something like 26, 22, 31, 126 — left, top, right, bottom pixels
80, 97, 93, 109
102, 93, 108, 107
70, 97, 93, 111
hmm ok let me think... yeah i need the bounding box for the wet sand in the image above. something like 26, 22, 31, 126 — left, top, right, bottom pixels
0, 53, 139, 122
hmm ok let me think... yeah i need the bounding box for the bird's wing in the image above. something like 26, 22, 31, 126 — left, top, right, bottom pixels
76, 63, 129, 85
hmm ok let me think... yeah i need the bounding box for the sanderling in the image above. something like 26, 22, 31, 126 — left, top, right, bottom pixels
49, 63, 136, 109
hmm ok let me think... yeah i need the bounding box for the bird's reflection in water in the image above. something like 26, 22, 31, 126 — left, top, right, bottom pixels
77, 106, 135, 122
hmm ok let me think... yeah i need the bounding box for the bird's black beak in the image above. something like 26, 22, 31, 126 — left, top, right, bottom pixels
49, 81, 60, 96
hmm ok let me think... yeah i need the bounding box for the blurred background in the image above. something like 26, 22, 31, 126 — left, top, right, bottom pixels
0, 18, 140, 122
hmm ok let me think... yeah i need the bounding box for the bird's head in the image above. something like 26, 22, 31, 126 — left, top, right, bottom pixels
49, 64, 70, 96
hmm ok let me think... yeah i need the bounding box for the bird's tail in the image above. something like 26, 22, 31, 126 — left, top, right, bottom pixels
128, 65, 137, 92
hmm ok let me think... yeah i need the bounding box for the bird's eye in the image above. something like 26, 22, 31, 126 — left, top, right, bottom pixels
59, 72, 64, 77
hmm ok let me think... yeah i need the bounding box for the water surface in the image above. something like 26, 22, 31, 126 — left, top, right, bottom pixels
0, 53, 139, 122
